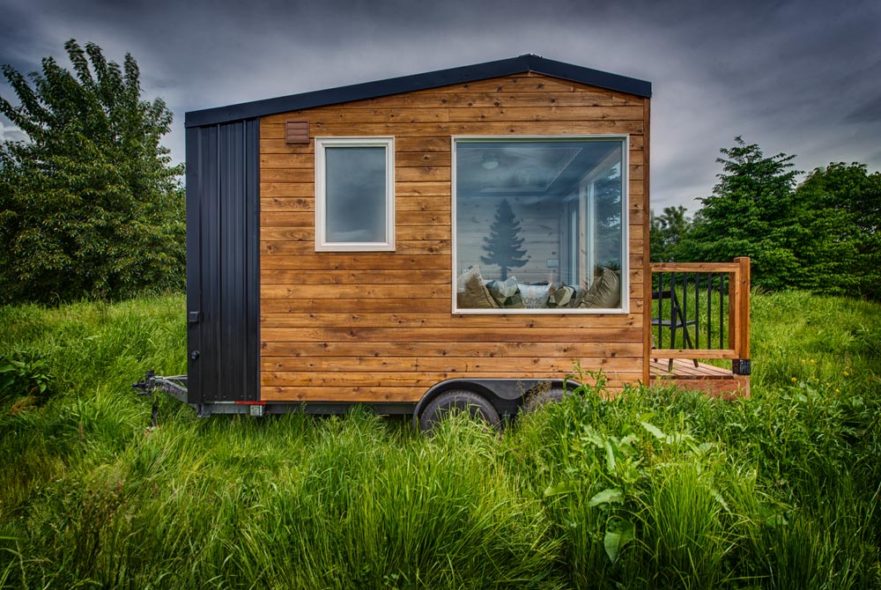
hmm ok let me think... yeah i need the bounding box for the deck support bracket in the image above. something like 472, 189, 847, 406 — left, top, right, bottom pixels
732, 359, 751, 375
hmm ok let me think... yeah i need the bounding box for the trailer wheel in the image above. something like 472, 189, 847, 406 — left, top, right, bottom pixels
522, 385, 567, 412
418, 389, 501, 432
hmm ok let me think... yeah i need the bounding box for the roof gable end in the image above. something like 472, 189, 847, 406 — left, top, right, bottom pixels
185, 54, 651, 128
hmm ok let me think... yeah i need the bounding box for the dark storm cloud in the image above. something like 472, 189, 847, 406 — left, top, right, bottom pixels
1, 0, 879, 210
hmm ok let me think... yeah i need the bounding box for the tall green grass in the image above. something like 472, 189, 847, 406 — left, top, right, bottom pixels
0, 291, 879, 588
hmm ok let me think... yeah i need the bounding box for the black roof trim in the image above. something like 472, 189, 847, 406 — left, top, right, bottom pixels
185, 54, 651, 128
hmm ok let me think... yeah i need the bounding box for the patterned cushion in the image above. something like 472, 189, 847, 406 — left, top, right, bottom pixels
574, 268, 621, 309
486, 277, 525, 308
456, 266, 498, 309
547, 284, 577, 308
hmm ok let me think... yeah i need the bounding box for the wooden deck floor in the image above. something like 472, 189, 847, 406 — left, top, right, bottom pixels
650, 358, 749, 398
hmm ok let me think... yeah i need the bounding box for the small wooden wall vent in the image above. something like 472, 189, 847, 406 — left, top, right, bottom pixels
285, 120, 310, 144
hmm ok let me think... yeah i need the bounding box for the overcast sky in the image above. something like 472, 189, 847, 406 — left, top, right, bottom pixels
1, 0, 879, 211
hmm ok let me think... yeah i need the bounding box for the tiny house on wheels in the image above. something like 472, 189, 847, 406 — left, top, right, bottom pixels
177, 54, 751, 427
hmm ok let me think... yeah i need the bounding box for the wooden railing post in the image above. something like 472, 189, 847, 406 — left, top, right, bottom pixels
732, 257, 750, 375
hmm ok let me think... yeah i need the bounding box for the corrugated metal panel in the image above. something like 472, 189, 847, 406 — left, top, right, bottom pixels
185, 119, 260, 403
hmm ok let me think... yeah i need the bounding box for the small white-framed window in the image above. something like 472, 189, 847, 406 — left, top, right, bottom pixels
315, 137, 395, 251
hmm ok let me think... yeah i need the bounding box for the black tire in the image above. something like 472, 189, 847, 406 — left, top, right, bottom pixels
418, 389, 501, 432
522, 385, 566, 413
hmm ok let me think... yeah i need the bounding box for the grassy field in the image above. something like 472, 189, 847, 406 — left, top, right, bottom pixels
0, 292, 879, 588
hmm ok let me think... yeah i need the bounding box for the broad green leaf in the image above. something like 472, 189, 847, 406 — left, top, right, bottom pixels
588, 487, 623, 507
604, 520, 635, 563
604, 440, 616, 472
640, 421, 667, 440
543, 481, 576, 497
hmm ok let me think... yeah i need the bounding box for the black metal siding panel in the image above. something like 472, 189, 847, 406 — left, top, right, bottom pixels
185, 54, 652, 127
185, 120, 260, 403
185, 127, 203, 404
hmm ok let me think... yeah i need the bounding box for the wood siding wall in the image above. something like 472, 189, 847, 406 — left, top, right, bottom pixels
258, 72, 650, 403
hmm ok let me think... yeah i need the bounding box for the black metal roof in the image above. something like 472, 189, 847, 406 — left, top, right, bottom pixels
185, 54, 651, 128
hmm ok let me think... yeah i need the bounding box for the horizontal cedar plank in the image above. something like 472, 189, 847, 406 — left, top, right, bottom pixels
259, 138, 312, 154
262, 240, 450, 256
260, 197, 313, 212
260, 340, 644, 358
262, 284, 450, 299
261, 182, 313, 198
396, 136, 450, 152
259, 298, 645, 314
260, 270, 450, 285
261, 386, 424, 402
396, 167, 449, 182
260, 225, 450, 241
261, 212, 312, 227
396, 74, 637, 96
260, 120, 645, 139
446, 106, 645, 122
399, 212, 451, 225
262, 169, 314, 183
261, 298, 453, 313
261, 154, 313, 169
396, 199, 451, 213
295, 105, 643, 125
302, 108, 450, 124
396, 182, 451, 196
260, 386, 427, 403
260, 254, 448, 270
260, 312, 642, 328
308, 120, 645, 136
261, 381, 637, 402
260, 326, 643, 343
366, 92, 640, 109
396, 151, 452, 167
262, 91, 640, 113
262, 356, 639, 373
262, 369, 642, 387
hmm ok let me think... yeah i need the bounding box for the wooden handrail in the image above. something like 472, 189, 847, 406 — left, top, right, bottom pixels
650, 262, 740, 273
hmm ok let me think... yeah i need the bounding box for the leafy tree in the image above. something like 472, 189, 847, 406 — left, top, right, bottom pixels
676, 137, 802, 290
0, 39, 184, 304
650, 205, 691, 262
481, 199, 528, 280
795, 163, 881, 300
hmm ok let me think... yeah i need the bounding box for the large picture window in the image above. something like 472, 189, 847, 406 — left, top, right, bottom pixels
453, 137, 627, 313
315, 137, 395, 251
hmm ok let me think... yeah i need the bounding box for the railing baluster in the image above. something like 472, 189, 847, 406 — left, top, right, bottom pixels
719, 273, 725, 349
694, 273, 700, 349
670, 272, 677, 348
706, 273, 712, 348
682, 273, 689, 346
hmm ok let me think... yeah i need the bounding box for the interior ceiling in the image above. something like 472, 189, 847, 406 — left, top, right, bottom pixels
456, 141, 620, 198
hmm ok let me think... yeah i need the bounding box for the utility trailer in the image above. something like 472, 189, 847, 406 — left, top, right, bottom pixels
149, 55, 749, 430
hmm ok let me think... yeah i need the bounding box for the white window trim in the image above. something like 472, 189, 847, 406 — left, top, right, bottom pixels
315, 137, 395, 252
451, 135, 630, 315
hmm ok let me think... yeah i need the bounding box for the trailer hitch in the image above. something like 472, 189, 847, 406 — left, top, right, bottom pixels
133, 371, 188, 427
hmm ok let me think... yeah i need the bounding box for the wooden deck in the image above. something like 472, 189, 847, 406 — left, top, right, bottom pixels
650, 359, 749, 398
